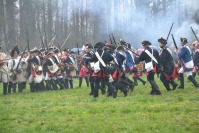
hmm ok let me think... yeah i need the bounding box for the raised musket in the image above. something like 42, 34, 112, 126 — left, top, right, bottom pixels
111, 33, 117, 46
166, 22, 174, 41
13, 44, 28, 80
60, 33, 71, 49
190, 27, 199, 41
109, 34, 113, 44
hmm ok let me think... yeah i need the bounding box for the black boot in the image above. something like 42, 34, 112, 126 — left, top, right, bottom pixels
12, 83, 17, 93
29, 83, 35, 92
35, 83, 39, 92
192, 73, 196, 78
114, 81, 128, 97
137, 77, 146, 85
169, 79, 178, 90
64, 79, 69, 89
163, 82, 171, 91
107, 82, 117, 98
133, 78, 138, 86
69, 80, 73, 89
85, 77, 89, 87
45, 80, 52, 91
40, 81, 46, 91
178, 73, 184, 89
93, 78, 100, 98
122, 78, 135, 91
3, 83, 8, 95
89, 83, 94, 95
8, 82, 12, 94
106, 86, 112, 97
79, 77, 82, 88
100, 80, 106, 94
58, 79, 65, 90
21, 82, 26, 90
52, 80, 58, 90
188, 76, 199, 88
149, 80, 161, 95
18, 83, 23, 93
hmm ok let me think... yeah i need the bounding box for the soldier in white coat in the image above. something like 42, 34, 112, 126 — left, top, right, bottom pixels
0, 46, 9, 95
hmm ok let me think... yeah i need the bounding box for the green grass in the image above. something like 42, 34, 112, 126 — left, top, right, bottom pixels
0, 75, 199, 133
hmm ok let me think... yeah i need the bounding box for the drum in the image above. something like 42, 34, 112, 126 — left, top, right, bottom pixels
134, 63, 144, 72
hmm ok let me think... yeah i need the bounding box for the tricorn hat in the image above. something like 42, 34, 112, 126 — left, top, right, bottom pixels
180, 37, 188, 44
116, 45, 124, 51
94, 42, 105, 49
158, 37, 167, 45
142, 40, 151, 46
30, 47, 40, 53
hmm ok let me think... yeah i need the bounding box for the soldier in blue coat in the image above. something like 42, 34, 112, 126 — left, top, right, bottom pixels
158, 37, 178, 91
177, 38, 199, 89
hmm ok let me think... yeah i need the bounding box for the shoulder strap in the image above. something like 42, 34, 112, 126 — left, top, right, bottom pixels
69, 56, 75, 64
145, 49, 158, 64
186, 46, 192, 55
113, 53, 119, 65
95, 51, 106, 67
35, 56, 41, 65
49, 58, 55, 65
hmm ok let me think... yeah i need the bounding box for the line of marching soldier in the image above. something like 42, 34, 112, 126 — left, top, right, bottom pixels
1, 37, 198, 96
80, 38, 199, 98
0, 45, 78, 95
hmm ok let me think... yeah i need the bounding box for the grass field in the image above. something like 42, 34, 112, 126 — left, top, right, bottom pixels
0, 75, 199, 133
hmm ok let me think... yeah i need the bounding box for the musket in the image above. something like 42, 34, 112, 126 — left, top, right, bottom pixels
190, 27, 199, 41
44, 32, 48, 52
56, 40, 62, 55
60, 33, 71, 49
171, 34, 178, 50
26, 29, 30, 52
0, 57, 17, 62
111, 33, 117, 46
38, 26, 46, 50
109, 34, 113, 44
48, 34, 57, 47
122, 45, 139, 56
166, 22, 174, 41
76, 42, 79, 55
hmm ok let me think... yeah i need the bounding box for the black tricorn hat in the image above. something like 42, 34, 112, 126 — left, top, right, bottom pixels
54, 48, 59, 53
158, 37, 167, 44
116, 45, 124, 51
180, 37, 188, 44
142, 40, 151, 46
10, 45, 20, 57
94, 42, 105, 49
